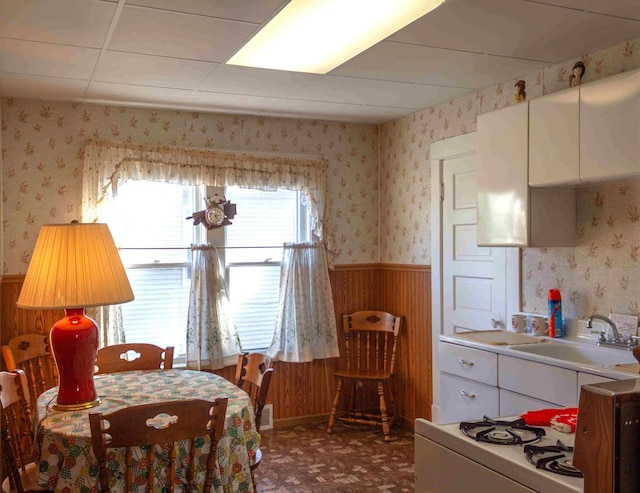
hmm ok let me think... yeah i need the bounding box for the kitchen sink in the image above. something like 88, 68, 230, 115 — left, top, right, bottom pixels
509, 341, 638, 367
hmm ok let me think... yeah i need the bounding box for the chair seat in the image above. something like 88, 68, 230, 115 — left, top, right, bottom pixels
334, 369, 393, 380
2, 461, 49, 493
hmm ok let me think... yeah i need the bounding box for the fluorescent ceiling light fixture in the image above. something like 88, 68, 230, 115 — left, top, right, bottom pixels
227, 0, 447, 74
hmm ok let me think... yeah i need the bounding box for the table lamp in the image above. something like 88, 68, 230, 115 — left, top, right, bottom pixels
16, 222, 134, 410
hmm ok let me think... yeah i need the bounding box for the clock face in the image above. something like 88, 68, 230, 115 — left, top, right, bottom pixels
206, 206, 225, 226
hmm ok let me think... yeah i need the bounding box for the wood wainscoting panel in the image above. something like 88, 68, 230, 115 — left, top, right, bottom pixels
378, 264, 432, 423
2, 265, 431, 424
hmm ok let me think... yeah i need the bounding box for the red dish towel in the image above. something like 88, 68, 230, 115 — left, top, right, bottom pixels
520, 407, 578, 433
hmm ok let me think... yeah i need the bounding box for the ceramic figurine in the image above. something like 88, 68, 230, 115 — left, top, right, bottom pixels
569, 61, 585, 87
514, 80, 526, 102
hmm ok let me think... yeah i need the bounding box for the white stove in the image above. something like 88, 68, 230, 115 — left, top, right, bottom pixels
415, 417, 584, 493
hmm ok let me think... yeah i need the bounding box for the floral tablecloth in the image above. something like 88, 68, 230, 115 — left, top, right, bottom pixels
35, 369, 260, 493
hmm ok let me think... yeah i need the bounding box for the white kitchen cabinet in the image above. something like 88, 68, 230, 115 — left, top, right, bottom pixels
439, 343, 498, 385
580, 69, 640, 182
498, 355, 578, 407
477, 104, 576, 247
499, 389, 561, 417
439, 343, 499, 422
529, 87, 580, 187
440, 372, 499, 423
578, 371, 614, 389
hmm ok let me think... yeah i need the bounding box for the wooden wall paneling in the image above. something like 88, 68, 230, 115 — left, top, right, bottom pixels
378, 265, 432, 424
2, 266, 432, 426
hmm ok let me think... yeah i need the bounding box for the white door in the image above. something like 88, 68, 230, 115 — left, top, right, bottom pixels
430, 132, 519, 423
442, 153, 506, 333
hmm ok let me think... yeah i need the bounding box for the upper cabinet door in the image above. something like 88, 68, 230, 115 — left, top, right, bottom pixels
529, 86, 580, 187
580, 70, 640, 182
477, 103, 529, 246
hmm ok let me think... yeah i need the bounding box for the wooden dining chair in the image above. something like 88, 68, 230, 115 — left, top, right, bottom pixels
94, 343, 174, 374
89, 398, 228, 493
234, 352, 273, 492
0, 369, 51, 493
327, 310, 402, 442
1, 333, 58, 410
234, 352, 273, 433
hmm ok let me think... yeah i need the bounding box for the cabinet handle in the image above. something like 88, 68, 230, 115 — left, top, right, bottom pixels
458, 359, 474, 366
491, 318, 499, 328
460, 390, 476, 398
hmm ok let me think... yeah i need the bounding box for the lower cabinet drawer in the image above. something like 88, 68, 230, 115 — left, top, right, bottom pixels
499, 355, 578, 407
439, 342, 498, 386
499, 389, 562, 417
440, 372, 499, 424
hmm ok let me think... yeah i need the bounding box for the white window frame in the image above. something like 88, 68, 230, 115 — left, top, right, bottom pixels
109, 182, 310, 357
221, 186, 310, 351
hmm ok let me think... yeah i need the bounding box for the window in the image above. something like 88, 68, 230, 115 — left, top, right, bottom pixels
105, 181, 205, 358
224, 186, 310, 350
106, 181, 309, 358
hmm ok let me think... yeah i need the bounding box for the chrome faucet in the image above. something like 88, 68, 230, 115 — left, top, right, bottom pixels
586, 314, 636, 350
587, 314, 620, 342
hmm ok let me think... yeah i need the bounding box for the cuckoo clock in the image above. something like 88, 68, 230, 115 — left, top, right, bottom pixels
187, 196, 237, 230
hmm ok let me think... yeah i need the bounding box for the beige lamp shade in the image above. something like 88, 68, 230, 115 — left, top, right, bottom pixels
17, 223, 134, 309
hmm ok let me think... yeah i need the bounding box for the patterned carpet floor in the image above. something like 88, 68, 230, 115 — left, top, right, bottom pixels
254, 421, 415, 493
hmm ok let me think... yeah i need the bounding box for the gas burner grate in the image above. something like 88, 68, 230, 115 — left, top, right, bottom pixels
524, 440, 584, 478
459, 417, 546, 445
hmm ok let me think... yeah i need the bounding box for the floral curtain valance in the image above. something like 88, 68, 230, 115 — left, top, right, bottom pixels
82, 140, 328, 239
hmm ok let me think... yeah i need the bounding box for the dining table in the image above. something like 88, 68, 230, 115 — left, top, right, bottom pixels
34, 369, 260, 493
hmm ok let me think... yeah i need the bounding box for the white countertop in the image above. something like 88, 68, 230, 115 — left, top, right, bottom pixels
440, 330, 640, 381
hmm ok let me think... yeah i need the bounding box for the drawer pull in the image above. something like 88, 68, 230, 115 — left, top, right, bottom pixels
458, 359, 474, 366
460, 390, 476, 398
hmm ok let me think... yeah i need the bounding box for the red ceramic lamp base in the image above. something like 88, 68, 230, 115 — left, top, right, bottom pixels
50, 308, 101, 411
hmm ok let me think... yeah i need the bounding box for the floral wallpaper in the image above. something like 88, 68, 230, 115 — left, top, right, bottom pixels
379, 35, 640, 319
3, 35, 640, 321
1, 101, 379, 273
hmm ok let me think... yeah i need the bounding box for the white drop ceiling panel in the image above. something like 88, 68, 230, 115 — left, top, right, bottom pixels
333, 42, 548, 88
269, 98, 414, 124
1, 0, 639, 123
108, 5, 257, 62
0, 39, 100, 79
0, 0, 116, 48
183, 91, 286, 114
0, 73, 90, 100
126, 0, 287, 24
94, 52, 216, 90
85, 81, 191, 105
533, 0, 640, 19
290, 75, 470, 109
197, 65, 320, 98
389, 0, 640, 62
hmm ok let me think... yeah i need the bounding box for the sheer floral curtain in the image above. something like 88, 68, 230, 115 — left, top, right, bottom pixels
186, 245, 242, 370
267, 242, 339, 363
82, 140, 329, 357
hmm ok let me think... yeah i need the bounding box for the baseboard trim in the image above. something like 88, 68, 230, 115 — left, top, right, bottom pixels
273, 413, 330, 429
272, 413, 414, 432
